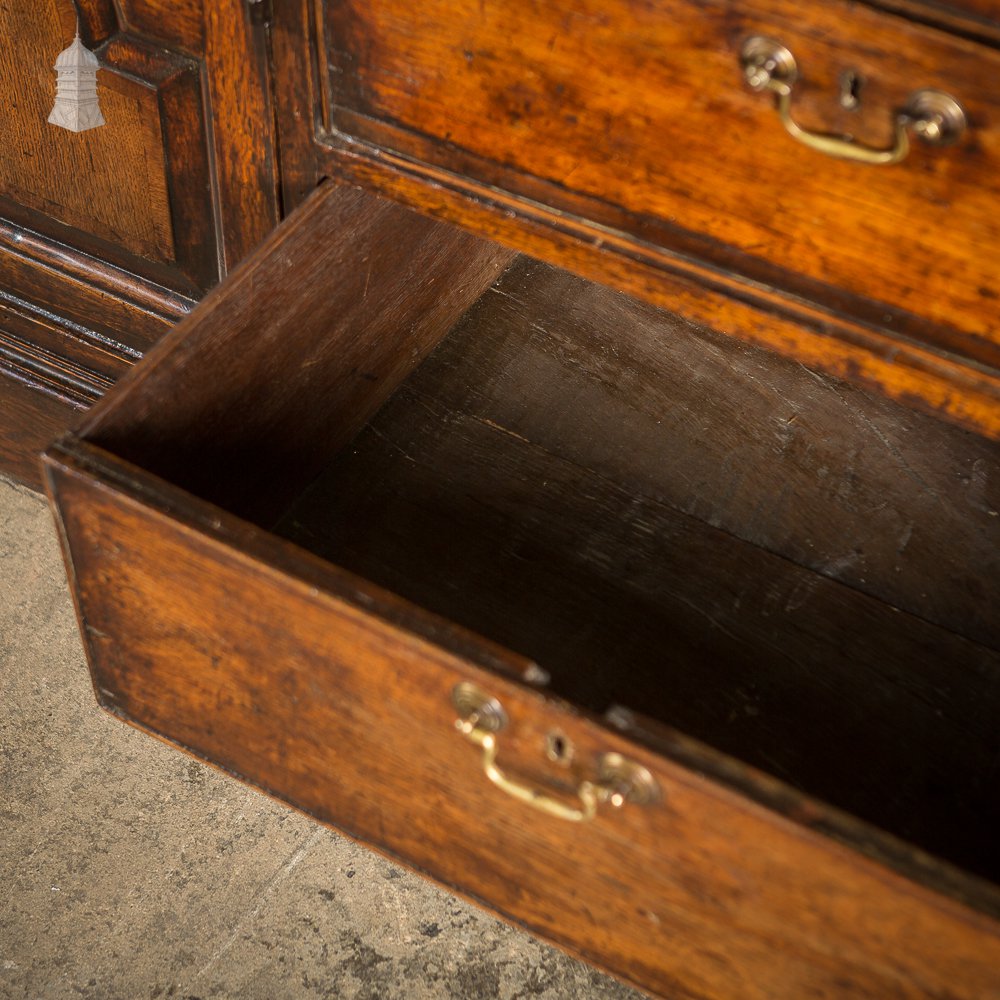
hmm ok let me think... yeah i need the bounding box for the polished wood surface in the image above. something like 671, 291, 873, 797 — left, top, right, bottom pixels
0, 215, 188, 352
272, 0, 1000, 438
28, 2, 1000, 992
0, 0, 278, 485
323, 0, 1000, 358
4, 0, 998, 485
274, 254, 1000, 881
0, 0, 219, 294
1, 373, 87, 488
119, 0, 205, 54
868, 0, 1000, 43
315, 141, 1000, 436
0, 0, 173, 263
201, 0, 281, 271
44, 182, 1000, 998
114, 0, 280, 273
278, 398, 1000, 877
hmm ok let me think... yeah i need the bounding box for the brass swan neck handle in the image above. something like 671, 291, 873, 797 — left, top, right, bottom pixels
740, 36, 966, 166
452, 682, 659, 823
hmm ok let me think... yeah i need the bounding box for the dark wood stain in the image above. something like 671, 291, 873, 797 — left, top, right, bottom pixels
81, 182, 515, 524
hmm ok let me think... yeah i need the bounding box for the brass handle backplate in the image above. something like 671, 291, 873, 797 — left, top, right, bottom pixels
452, 682, 659, 823
740, 36, 966, 165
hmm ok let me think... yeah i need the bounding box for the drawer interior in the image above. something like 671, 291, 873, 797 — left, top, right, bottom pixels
270, 254, 1000, 885
79, 182, 1000, 890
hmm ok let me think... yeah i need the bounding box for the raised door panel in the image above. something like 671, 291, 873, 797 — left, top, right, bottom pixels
0, 0, 279, 489
0, 0, 218, 294
0, 4, 174, 265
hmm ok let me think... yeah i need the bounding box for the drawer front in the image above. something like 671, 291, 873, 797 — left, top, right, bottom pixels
323, 0, 1000, 367
46, 441, 1000, 1000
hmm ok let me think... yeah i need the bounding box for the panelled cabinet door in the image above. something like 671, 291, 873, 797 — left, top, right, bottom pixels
0, 0, 278, 487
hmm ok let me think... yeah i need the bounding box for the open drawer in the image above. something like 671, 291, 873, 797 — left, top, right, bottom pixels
44, 181, 1000, 998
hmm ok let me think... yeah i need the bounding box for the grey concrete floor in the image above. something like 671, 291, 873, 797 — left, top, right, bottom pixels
0, 475, 645, 1000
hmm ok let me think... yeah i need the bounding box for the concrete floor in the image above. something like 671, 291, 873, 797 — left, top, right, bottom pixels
0, 475, 645, 1000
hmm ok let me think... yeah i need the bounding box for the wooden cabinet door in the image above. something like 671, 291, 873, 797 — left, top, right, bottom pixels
0, 0, 278, 486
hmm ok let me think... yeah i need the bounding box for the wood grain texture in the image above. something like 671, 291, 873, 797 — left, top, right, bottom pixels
301, 257, 997, 651
271, 0, 1000, 439
270, 0, 323, 209
0, 214, 185, 487
44, 179, 1000, 995
69, 185, 1000, 876
119, 0, 205, 52
323, 0, 1000, 363
44, 438, 1000, 1000
0, 0, 281, 484
203, 0, 281, 269
0, 0, 174, 263
0, 216, 189, 355
865, 0, 1000, 43
0, 299, 122, 406
337, 144, 1000, 436
278, 391, 1000, 877
74, 0, 118, 45
80, 182, 516, 524
273, 255, 1000, 881
0, 308, 151, 493
0, 259, 126, 488
0, 371, 87, 490
0, 29, 217, 298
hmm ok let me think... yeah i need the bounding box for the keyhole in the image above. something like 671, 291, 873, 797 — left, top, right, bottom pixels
545, 730, 574, 765
840, 70, 863, 110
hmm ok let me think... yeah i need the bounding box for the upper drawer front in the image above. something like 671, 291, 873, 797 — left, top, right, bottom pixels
324, 0, 1000, 368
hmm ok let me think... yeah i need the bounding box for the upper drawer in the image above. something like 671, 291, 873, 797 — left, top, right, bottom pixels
321, 0, 1000, 369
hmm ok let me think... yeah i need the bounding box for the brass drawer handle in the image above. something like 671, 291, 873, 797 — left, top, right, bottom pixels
740, 36, 966, 165
452, 682, 658, 823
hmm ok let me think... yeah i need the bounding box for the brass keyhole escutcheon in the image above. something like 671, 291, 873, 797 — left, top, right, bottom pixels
839, 69, 862, 110
545, 730, 574, 766
451, 682, 660, 823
